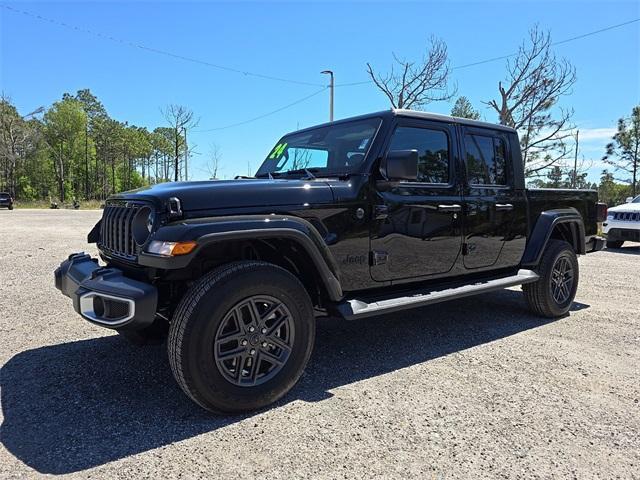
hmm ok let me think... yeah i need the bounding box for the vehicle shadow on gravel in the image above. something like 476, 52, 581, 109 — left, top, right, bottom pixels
603, 245, 640, 255
1, 289, 588, 474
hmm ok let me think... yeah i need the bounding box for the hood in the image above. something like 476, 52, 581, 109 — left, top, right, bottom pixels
111, 178, 335, 212
609, 202, 640, 212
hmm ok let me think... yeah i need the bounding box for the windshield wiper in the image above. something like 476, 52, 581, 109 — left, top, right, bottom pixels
282, 168, 318, 179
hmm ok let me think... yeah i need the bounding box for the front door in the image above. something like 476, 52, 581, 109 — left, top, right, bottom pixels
370, 121, 463, 282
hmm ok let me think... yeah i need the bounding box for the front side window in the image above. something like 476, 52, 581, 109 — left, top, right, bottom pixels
256, 118, 381, 177
387, 126, 449, 183
464, 134, 507, 185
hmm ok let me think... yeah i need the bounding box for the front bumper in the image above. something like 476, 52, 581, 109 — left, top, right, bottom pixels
54, 253, 158, 330
603, 226, 640, 242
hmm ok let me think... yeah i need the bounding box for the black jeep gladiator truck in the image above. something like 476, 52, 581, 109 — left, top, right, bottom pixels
55, 110, 606, 412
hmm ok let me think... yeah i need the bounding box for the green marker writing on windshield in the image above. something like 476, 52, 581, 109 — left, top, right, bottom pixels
269, 142, 287, 159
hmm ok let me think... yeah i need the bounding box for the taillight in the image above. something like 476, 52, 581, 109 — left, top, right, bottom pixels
596, 202, 607, 222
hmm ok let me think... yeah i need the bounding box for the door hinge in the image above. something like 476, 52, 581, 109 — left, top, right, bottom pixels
370, 250, 389, 266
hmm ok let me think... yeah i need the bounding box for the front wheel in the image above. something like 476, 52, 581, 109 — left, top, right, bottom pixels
168, 261, 315, 413
523, 239, 579, 318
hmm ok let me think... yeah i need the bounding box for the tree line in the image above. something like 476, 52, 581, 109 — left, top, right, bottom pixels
0, 89, 197, 203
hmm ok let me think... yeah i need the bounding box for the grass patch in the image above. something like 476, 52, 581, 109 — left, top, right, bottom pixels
14, 200, 103, 210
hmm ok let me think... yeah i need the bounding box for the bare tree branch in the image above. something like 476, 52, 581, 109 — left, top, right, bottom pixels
207, 142, 222, 179
366, 37, 455, 110
161, 104, 198, 181
485, 25, 577, 178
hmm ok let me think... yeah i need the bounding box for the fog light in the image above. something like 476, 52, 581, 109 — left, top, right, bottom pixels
147, 240, 197, 257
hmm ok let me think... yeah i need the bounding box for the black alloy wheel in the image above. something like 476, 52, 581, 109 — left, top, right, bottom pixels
213, 295, 295, 387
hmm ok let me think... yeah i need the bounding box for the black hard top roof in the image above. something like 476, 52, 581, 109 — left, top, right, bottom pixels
287, 109, 517, 136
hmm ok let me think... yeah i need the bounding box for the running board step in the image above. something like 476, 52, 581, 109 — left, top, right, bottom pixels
336, 269, 540, 320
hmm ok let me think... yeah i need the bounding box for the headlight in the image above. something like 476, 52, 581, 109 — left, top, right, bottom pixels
132, 206, 154, 245
146, 240, 197, 257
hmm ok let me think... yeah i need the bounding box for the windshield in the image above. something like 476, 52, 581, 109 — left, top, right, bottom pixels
632, 196, 640, 203
255, 118, 381, 177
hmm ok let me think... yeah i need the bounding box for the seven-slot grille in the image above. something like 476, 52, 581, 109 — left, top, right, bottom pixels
99, 201, 145, 259
612, 211, 640, 222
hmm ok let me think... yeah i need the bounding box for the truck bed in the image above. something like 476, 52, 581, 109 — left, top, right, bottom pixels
527, 188, 599, 237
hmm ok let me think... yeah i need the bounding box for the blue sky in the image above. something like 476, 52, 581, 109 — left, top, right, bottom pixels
1, 0, 639, 182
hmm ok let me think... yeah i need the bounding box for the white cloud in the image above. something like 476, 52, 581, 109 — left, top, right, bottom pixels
577, 127, 616, 142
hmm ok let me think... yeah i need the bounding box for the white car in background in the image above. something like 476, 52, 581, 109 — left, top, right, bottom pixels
603, 195, 640, 248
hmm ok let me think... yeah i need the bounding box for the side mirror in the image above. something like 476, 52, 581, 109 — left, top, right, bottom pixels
625, 197, 633, 203
383, 150, 418, 181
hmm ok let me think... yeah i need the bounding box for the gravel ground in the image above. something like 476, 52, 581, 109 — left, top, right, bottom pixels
1, 209, 638, 479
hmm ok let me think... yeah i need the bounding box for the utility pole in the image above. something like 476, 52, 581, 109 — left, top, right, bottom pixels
572, 129, 579, 188
183, 127, 188, 181
321, 70, 334, 121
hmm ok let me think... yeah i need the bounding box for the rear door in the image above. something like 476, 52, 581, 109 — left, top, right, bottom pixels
370, 119, 463, 282
460, 127, 526, 270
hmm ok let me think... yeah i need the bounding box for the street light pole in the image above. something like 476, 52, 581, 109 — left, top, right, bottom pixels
321, 70, 334, 122
572, 129, 579, 189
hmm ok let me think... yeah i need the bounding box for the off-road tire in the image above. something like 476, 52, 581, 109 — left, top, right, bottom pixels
606, 240, 624, 249
523, 239, 579, 318
168, 261, 315, 413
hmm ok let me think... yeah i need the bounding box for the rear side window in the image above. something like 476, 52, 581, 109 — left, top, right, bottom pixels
464, 134, 507, 185
387, 127, 449, 183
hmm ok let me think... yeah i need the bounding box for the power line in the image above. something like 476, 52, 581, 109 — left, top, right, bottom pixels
0, 4, 324, 87
195, 87, 328, 132
333, 18, 640, 86
4, 4, 637, 132
207, 17, 639, 130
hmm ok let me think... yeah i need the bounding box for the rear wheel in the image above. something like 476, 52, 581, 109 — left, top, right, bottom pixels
168, 261, 315, 413
606, 240, 624, 249
523, 239, 579, 318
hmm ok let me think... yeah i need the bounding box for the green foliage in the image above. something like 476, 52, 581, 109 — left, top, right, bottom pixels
451, 96, 481, 120
598, 170, 634, 206
0, 90, 188, 202
17, 176, 38, 200
528, 165, 608, 196
603, 105, 640, 196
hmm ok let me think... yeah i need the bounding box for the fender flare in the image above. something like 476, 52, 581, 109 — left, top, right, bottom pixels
521, 208, 585, 267
138, 214, 343, 301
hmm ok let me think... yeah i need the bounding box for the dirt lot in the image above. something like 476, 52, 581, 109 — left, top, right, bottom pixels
1, 209, 638, 479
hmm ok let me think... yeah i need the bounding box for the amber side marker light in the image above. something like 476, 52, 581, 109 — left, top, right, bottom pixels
147, 240, 197, 257
172, 241, 197, 256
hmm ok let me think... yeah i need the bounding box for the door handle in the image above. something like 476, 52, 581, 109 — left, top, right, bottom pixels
438, 204, 462, 213
495, 203, 514, 211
